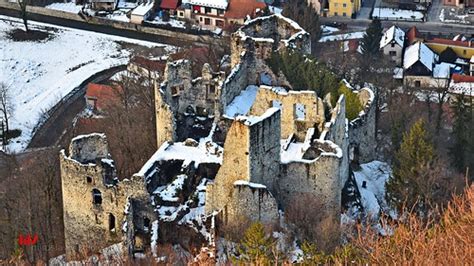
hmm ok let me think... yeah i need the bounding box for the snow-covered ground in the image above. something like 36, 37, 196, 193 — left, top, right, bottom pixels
148, 16, 186, 29
372, 8, 424, 21
318, 31, 365, 42
353, 160, 393, 221
45, 2, 82, 14
0, 16, 172, 152
439, 8, 471, 24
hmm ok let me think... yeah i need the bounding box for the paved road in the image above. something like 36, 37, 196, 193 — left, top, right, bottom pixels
427, 0, 443, 22
321, 16, 474, 35
28, 66, 126, 149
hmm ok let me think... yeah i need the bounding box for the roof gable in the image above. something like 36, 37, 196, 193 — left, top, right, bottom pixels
403, 42, 436, 72
380, 25, 405, 49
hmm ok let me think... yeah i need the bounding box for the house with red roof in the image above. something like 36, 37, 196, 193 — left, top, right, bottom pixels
449, 73, 474, 102
160, 0, 181, 15
174, 0, 266, 30
426, 38, 474, 60
85, 83, 122, 113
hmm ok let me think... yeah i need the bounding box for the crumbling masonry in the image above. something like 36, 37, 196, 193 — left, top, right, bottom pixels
60, 13, 376, 260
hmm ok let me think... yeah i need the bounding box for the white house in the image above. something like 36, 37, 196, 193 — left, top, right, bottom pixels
130, 2, 154, 24
380, 25, 405, 65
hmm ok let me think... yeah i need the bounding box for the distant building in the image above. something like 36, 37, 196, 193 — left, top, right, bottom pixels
85, 83, 122, 113
426, 38, 474, 60
307, 0, 322, 14
90, 0, 117, 11
470, 55, 474, 75
175, 0, 266, 30
449, 74, 474, 102
130, 2, 154, 24
160, 0, 181, 15
403, 41, 452, 88
327, 0, 361, 17
443, 0, 472, 7
406, 26, 423, 45
380, 25, 405, 65
127, 56, 167, 82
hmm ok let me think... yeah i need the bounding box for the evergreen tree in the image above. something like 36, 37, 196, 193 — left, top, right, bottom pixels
337, 83, 363, 121
360, 18, 383, 58
386, 119, 435, 211
282, 0, 321, 53
450, 94, 473, 175
236, 222, 274, 265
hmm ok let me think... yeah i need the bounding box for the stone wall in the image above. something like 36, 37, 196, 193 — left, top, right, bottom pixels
205, 109, 281, 216
249, 86, 325, 140
319, 95, 349, 185
224, 183, 279, 225
248, 108, 281, 194
155, 87, 176, 148
278, 140, 342, 249
220, 52, 257, 114
69, 133, 109, 163
60, 134, 150, 260
349, 88, 377, 163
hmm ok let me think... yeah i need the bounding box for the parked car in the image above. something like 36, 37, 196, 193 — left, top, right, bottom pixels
468, 8, 474, 14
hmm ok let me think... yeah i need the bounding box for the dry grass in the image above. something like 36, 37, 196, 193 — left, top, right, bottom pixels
351, 184, 474, 264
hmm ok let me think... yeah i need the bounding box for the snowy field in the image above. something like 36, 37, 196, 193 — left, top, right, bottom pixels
45, 2, 82, 14
0, 15, 172, 152
372, 8, 424, 21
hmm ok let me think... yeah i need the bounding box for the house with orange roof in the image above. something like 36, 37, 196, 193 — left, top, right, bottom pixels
85, 83, 122, 113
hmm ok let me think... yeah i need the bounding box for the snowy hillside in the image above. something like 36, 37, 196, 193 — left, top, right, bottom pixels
0, 16, 172, 152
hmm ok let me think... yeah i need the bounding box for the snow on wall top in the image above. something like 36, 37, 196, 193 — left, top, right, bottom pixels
380, 25, 405, 49
71, 132, 107, 142
235, 107, 279, 126
233, 180, 267, 189
189, 0, 228, 9
403, 42, 436, 71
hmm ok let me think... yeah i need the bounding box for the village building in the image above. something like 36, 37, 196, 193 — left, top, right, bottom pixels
307, 0, 322, 14
160, 0, 181, 15
443, 0, 472, 7
380, 25, 405, 65
426, 38, 474, 60
175, 0, 266, 30
89, 0, 117, 11
85, 83, 122, 114
449, 73, 474, 102
406, 26, 423, 45
327, 0, 361, 17
403, 41, 444, 88
130, 2, 154, 24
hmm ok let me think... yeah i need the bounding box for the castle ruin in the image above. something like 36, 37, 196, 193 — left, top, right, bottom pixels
59, 13, 376, 260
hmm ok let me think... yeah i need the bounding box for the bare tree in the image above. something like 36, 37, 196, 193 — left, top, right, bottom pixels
0, 83, 14, 140
17, 0, 29, 33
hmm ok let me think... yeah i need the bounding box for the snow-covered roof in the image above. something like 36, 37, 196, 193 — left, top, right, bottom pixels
380, 25, 405, 49
433, 62, 454, 78
223, 85, 259, 118
189, 0, 228, 9
403, 42, 436, 71
449, 81, 474, 96
131, 2, 154, 16
470, 55, 474, 63
136, 139, 223, 177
